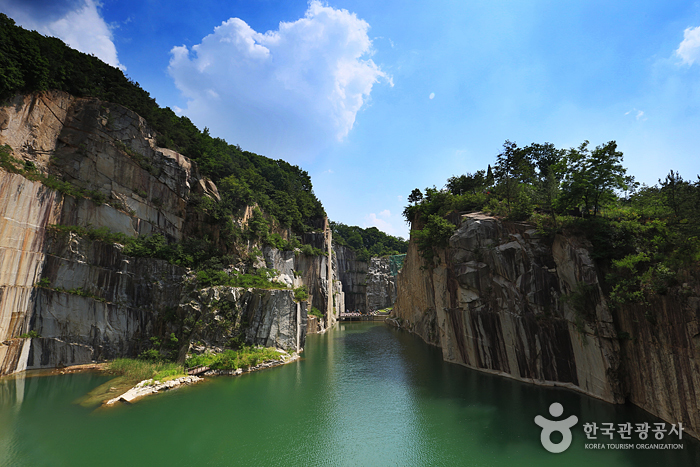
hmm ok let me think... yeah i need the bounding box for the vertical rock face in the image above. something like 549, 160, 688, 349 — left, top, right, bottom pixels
613, 292, 700, 439
365, 257, 397, 312
262, 242, 344, 335
187, 287, 307, 351
394, 212, 700, 438
334, 246, 398, 313
0, 91, 336, 374
334, 245, 368, 313
0, 174, 61, 374
396, 213, 622, 403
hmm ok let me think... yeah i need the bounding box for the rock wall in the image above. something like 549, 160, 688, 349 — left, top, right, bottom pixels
365, 257, 397, 312
334, 245, 397, 313
0, 91, 335, 375
0, 173, 61, 374
184, 286, 307, 351
613, 288, 700, 439
334, 245, 368, 313
264, 232, 344, 330
393, 212, 700, 438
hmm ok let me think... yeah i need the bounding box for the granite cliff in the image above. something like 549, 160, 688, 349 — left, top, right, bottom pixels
334, 245, 397, 313
0, 91, 341, 375
393, 212, 700, 438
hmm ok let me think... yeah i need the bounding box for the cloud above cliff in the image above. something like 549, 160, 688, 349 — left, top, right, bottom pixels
365, 210, 403, 237
0, 0, 123, 69
676, 26, 700, 65
168, 0, 391, 161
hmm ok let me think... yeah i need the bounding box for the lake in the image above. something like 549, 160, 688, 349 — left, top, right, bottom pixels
1, 322, 698, 466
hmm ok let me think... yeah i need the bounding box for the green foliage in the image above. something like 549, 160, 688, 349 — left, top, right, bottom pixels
558, 141, 633, 216
19, 330, 41, 338
300, 244, 325, 257
309, 307, 324, 319
196, 268, 287, 290
294, 286, 309, 302
34, 277, 51, 288
108, 358, 185, 382
185, 346, 283, 370
446, 170, 488, 195
413, 214, 456, 264
331, 222, 408, 259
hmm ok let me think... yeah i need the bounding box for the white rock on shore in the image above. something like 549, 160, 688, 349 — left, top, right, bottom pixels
105, 375, 203, 405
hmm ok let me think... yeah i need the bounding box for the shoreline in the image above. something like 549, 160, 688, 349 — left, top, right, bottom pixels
103, 351, 302, 406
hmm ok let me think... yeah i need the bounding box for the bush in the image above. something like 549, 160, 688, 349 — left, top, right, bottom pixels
294, 286, 309, 302
19, 330, 41, 338
413, 214, 456, 263
309, 307, 324, 319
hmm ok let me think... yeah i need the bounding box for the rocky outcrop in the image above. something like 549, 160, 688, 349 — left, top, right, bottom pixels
0, 91, 338, 375
393, 212, 700, 438
105, 375, 203, 405
185, 286, 307, 351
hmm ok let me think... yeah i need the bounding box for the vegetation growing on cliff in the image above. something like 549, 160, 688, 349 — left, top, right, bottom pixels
404, 140, 700, 307
0, 14, 325, 233
331, 222, 408, 261
0, 145, 107, 204
47, 225, 289, 290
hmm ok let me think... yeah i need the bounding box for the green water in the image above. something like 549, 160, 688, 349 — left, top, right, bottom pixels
1, 323, 699, 466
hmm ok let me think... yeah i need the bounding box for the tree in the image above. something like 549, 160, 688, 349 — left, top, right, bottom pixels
493, 140, 536, 210
446, 170, 487, 195
559, 141, 631, 216
408, 188, 423, 204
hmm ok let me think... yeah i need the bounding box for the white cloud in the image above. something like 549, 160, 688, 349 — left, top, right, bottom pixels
1, 0, 123, 69
168, 0, 391, 161
379, 209, 391, 218
676, 26, 700, 65
429, 92, 435, 99
624, 108, 647, 121
365, 213, 396, 235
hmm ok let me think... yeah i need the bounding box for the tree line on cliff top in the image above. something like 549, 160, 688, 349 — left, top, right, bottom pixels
404, 139, 700, 311
330, 222, 407, 262
0, 13, 324, 234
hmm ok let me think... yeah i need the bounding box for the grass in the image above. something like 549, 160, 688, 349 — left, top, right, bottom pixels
186, 346, 284, 371
108, 358, 186, 382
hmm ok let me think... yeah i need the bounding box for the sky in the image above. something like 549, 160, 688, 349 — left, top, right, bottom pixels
2, 0, 700, 238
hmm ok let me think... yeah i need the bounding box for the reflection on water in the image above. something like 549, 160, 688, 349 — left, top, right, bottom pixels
0, 323, 699, 466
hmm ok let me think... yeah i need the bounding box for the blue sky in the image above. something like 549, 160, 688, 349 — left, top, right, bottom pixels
2, 0, 700, 238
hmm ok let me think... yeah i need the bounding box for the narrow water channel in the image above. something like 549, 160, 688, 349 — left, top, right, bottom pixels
1, 322, 698, 466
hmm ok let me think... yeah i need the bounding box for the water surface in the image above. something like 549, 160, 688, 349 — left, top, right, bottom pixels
1, 323, 698, 466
